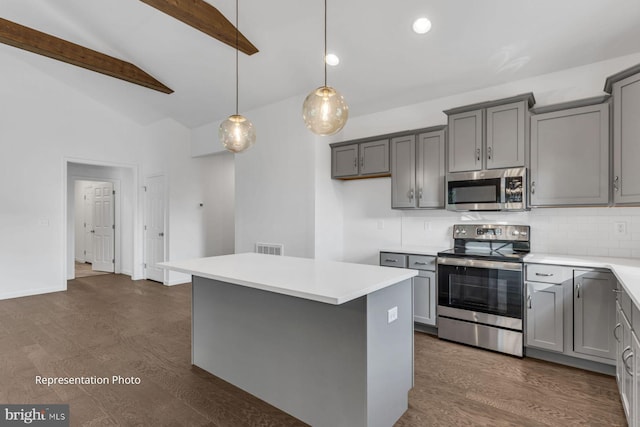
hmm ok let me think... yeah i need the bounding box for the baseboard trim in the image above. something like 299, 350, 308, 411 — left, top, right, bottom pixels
525, 347, 616, 376
0, 286, 67, 301
414, 323, 438, 336
165, 278, 191, 286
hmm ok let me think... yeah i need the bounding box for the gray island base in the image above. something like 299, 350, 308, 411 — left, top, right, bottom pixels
192, 275, 413, 427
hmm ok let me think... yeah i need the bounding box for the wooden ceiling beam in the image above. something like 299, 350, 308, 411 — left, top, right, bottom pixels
0, 17, 173, 94
140, 0, 258, 55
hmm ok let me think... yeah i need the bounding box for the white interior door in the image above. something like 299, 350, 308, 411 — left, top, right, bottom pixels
92, 182, 115, 272
83, 184, 94, 263
145, 175, 165, 283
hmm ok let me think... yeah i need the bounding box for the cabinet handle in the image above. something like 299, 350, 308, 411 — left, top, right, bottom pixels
409, 189, 414, 200
623, 350, 634, 376
419, 188, 423, 200
531, 181, 536, 195
353, 157, 357, 168
613, 289, 623, 293
614, 323, 622, 342
614, 176, 620, 191
414, 261, 428, 266
476, 148, 481, 162
576, 282, 581, 299
384, 259, 398, 263
360, 157, 364, 169
535, 272, 553, 277
623, 346, 632, 360
527, 294, 532, 309
487, 146, 492, 160
159, 232, 164, 237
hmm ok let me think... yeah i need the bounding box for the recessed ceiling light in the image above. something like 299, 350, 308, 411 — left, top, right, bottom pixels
325, 53, 340, 66
412, 17, 432, 34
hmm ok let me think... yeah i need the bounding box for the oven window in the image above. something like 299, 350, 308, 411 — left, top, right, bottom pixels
438, 265, 522, 318
448, 178, 500, 204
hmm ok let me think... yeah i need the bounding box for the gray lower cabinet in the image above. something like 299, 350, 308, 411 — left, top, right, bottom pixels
413, 271, 436, 326
573, 270, 617, 360
391, 127, 446, 209
331, 139, 389, 179
380, 252, 436, 326
606, 65, 640, 204
525, 264, 616, 366
530, 101, 610, 206
526, 281, 564, 352
617, 301, 634, 421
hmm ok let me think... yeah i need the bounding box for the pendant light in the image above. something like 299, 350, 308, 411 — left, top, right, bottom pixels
302, 0, 349, 136
219, 0, 256, 153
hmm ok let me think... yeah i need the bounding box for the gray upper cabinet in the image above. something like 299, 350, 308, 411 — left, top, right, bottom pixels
573, 270, 616, 360
530, 100, 610, 207
391, 126, 446, 209
445, 93, 534, 173
486, 101, 527, 169
447, 110, 483, 172
391, 135, 416, 208
606, 65, 640, 205
359, 139, 390, 176
416, 130, 446, 208
332, 144, 359, 178
331, 139, 390, 179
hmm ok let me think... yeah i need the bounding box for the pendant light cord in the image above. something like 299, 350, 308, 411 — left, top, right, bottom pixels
235, 0, 239, 115
324, 0, 327, 87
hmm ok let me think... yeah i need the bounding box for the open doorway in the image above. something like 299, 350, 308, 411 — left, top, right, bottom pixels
74, 180, 115, 278
65, 160, 139, 283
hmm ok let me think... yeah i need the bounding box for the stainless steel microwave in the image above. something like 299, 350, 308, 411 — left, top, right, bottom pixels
446, 167, 527, 211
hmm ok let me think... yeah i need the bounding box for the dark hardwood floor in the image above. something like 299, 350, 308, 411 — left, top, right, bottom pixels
0, 274, 626, 426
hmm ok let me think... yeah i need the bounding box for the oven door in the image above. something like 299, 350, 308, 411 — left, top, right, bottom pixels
437, 257, 523, 329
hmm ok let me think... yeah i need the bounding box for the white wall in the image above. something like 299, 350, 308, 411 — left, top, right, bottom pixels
232, 96, 317, 258
339, 53, 640, 265
0, 50, 207, 299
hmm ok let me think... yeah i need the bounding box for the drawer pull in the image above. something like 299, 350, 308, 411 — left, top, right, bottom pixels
413, 262, 428, 265
614, 323, 621, 342
613, 289, 623, 294
384, 259, 398, 263
535, 272, 553, 277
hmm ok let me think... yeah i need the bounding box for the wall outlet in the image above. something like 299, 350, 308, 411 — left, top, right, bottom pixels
377, 220, 385, 230
387, 306, 398, 324
424, 221, 431, 230
615, 221, 627, 236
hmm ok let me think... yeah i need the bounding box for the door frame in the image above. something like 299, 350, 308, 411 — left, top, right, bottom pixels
63, 158, 139, 284
143, 173, 168, 284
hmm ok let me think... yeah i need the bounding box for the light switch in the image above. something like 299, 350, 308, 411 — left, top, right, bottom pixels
387, 306, 398, 324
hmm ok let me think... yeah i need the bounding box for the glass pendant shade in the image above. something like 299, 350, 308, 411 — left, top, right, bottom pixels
219, 114, 256, 153
302, 86, 349, 136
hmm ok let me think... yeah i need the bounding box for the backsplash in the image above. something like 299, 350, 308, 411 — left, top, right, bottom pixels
400, 207, 640, 258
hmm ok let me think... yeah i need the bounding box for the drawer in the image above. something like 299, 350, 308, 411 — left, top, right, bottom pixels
408, 255, 436, 271
618, 282, 633, 324
525, 264, 571, 284
380, 252, 407, 268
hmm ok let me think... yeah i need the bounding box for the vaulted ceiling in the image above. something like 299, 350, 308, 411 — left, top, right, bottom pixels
2, 0, 640, 128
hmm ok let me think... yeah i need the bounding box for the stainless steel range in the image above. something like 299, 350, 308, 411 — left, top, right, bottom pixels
437, 224, 530, 357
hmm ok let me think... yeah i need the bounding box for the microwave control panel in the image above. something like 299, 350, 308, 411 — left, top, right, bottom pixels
504, 177, 523, 203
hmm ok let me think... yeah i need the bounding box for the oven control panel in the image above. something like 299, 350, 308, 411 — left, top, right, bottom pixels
453, 224, 530, 241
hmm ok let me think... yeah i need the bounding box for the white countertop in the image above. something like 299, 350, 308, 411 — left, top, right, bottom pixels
159, 253, 418, 305
380, 246, 445, 256
525, 253, 640, 309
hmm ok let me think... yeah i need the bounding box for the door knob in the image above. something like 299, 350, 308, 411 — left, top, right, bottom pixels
90, 230, 95, 233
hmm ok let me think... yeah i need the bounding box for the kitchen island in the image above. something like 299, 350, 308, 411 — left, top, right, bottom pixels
160, 253, 418, 427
